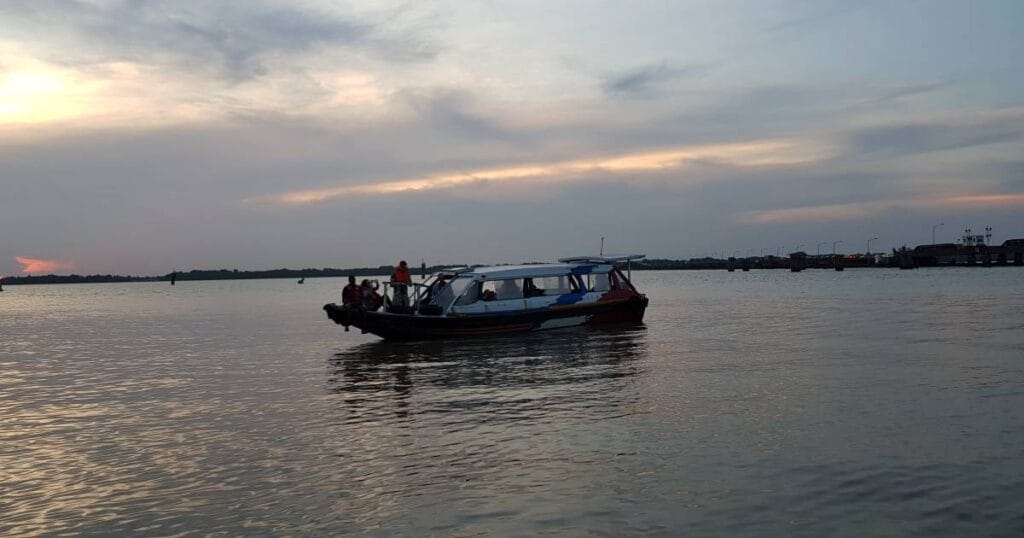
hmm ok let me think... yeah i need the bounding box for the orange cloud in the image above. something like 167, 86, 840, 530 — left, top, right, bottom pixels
744, 193, 1024, 224
244, 138, 835, 206
15, 256, 75, 274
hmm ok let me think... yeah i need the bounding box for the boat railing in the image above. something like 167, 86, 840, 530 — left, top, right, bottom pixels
380, 281, 431, 311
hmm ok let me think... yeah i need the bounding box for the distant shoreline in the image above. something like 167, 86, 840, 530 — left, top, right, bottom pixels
0, 259, 950, 286
0, 266, 452, 286
0, 259, 774, 285
5, 253, 1023, 286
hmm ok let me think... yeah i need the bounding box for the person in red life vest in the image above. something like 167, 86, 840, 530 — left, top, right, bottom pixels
341, 275, 363, 309
390, 260, 413, 310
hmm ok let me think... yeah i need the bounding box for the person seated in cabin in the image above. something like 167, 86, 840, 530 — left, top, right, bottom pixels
481, 289, 497, 302
523, 278, 543, 298
361, 279, 382, 311
342, 275, 363, 309
495, 279, 520, 300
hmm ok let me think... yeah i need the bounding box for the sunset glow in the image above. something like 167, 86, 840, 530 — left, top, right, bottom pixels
246, 138, 833, 206
0, 70, 75, 123
15, 256, 75, 274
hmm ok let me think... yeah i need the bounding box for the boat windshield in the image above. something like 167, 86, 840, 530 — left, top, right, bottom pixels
430, 276, 474, 309
414, 275, 438, 302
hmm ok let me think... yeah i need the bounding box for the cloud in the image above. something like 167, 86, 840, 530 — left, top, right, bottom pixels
848, 122, 1022, 158
602, 62, 706, 96
15, 256, 75, 274
990, 161, 1024, 189
404, 90, 520, 142
743, 193, 1024, 224
762, 1, 862, 34
244, 137, 834, 206
842, 82, 948, 111
0, 1, 431, 81
0, 0, 441, 128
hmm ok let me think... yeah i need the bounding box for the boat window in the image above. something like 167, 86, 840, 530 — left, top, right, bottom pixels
481, 279, 524, 301
586, 272, 611, 292
523, 275, 574, 296
412, 275, 437, 303
454, 281, 481, 305
431, 277, 473, 308
610, 268, 636, 291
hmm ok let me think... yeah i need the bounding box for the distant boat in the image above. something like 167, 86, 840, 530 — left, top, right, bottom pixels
298, 277, 305, 284
323, 255, 648, 340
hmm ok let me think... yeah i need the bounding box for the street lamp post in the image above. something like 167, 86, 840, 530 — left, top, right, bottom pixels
795, 244, 804, 254
816, 241, 828, 256
932, 222, 944, 245
867, 236, 878, 255
832, 240, 844, 255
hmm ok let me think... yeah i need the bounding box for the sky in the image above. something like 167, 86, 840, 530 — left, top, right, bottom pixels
2, 0, 1023, 275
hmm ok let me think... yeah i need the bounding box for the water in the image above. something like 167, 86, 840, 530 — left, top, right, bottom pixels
2, 269, 1023, 536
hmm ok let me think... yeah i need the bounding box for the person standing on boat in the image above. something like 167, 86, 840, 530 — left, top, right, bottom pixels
390, 260, 413, 310
342, 275, 362, 309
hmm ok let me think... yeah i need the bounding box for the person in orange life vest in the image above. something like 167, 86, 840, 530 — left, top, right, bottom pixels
341, 275, 362, 308
390, 260, 413, 309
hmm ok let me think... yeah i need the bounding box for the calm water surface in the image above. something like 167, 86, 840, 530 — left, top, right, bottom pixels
2, 269, 1023, 536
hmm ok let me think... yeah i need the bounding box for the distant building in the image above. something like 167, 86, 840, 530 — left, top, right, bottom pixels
911, 238, 1024, 266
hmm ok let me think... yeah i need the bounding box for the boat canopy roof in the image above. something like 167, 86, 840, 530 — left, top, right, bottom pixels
456, 262, 612, 280
431, 255, 645, 280
557, 254, 645, 264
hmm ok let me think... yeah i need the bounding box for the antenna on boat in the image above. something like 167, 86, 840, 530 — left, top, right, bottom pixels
600, 237, 605, 257
420, 259, 426, 280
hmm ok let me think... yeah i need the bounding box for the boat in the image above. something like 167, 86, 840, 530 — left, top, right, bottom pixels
323, 255, 649, 340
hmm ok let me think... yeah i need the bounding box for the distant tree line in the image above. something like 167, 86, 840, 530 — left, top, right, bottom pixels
0, 265, 464, 285
1, 274, 162, 285
2, 256, 885, 286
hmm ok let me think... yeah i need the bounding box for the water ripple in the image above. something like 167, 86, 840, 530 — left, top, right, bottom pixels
2, 271, 1023, 535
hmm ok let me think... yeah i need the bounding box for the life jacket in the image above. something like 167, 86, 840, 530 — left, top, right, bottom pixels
391, 266, 412, 284
342, 283, 362, 305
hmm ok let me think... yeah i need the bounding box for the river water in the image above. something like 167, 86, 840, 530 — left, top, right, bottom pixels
2, 269, 1023, 536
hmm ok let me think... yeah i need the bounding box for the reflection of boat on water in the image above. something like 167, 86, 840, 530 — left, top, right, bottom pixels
327, 326, 647, 398
323, 255, 649, 340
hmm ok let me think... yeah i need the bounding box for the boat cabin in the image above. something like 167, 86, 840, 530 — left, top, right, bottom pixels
387, 256, 642, 317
